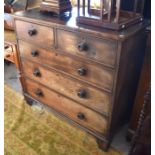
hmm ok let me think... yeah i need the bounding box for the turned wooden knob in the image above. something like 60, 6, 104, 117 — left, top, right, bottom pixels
78, 68, 87, 76
33, 69, 41, 77
77, 89, 87, 98
35, 89, 43, 97
78, 42, 88, 51
31, 50, 39, 57
77, 112, 85, 120
28, 29, 37, 36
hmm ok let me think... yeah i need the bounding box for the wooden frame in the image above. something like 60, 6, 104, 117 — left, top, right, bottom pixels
77, 0, 145, 30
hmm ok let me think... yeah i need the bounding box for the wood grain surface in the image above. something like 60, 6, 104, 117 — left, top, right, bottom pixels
22, 59, 111, 115
57, 29, 117, 68
15, 20, 54, 48
18, 40, 114, 91
25, 78, 108, 135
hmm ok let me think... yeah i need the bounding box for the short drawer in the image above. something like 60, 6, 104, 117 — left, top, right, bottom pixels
25, 78, 108, 134
15, 20, 54, 47
22, 60, 111, 115
18, 40, 114, 91
57, 29, 117, 68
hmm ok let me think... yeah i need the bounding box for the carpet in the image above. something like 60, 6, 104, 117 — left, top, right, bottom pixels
4, 85, 122, 155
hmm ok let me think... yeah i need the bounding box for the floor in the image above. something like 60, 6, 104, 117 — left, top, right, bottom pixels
4, 63, 131, 155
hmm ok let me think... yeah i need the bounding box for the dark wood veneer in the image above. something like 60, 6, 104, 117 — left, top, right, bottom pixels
13, 8, 147, 151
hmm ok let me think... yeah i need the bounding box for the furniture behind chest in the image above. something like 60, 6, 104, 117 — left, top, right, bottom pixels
4, 6, 18, 68
4, 29, 20, 70
127, 27, 151, 141
12, 8, 147, 150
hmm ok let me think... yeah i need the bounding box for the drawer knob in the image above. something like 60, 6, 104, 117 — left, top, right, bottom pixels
77, 89, 87, 98
78, 42, 88, 51
33, 69, 41, 77
78, 68, 87, 76
35, 89, 43, 97
28, 29, 37, 36
77, 112, 85, 120
31, 50, 39, 57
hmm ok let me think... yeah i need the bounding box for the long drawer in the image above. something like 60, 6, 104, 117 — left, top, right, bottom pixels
25, 78, 108, 134
18, 40, 114, 91
15, 20, 54, 48
56, 29, 117, 68
22, 59, 111, 115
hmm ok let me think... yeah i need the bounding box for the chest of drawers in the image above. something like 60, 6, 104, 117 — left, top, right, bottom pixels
13, 8, 147, 150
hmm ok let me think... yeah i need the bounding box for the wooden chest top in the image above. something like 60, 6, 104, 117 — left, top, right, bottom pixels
12, 8, 146, 41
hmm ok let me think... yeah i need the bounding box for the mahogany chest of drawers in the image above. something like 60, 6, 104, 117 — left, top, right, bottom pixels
13, 8, 147, 150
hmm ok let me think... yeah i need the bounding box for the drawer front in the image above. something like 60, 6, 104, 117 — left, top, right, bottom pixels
22, 60, 111, 115
25, 78, 108, 134
57, 29, 117, 67
18, 40, 114, 90
15, 20, 54, 47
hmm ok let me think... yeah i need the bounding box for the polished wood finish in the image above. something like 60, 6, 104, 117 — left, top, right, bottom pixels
25, 78, 108, 134
15, 20, 54, 48
107, 30, 147, 142
56, 29, 117, 68
18, 40, 114, 91
21, 59, 111, 115
13, 8, 147, 150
